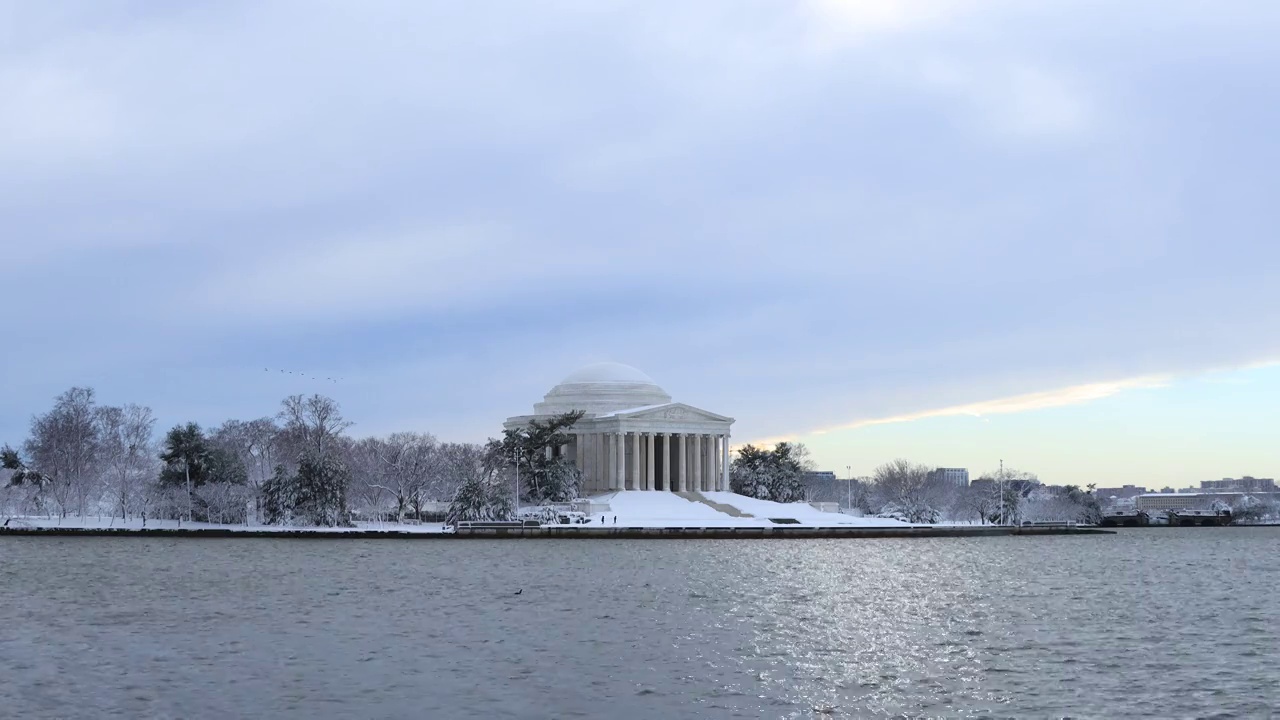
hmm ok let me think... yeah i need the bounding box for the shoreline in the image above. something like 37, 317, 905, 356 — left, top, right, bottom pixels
0, 525, 1114, 539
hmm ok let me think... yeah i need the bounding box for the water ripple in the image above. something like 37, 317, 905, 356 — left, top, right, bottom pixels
1, 529, 1278, 718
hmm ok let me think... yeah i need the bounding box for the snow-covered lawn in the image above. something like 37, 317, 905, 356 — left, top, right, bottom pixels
5, 493, 919, 534
2, 516, 450, 534
585, 491, 914, 528
590, 491, 750, 527
702, 492, 914, 527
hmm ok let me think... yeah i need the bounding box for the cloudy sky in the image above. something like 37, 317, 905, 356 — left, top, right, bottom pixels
3, 0, 1278, 487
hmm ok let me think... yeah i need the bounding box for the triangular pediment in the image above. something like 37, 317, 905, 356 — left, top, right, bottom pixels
613, 402, 733, 423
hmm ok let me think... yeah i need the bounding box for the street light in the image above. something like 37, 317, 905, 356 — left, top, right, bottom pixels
512, 447, 522, 516
999, 458, 1005, 526
846, 465, 852, 512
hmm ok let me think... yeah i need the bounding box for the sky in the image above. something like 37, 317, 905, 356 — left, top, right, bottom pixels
2, 1, 1278, 489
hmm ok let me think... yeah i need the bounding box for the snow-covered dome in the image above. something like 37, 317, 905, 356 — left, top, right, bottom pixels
558, 362, 659, 386
533, 362, 672, 416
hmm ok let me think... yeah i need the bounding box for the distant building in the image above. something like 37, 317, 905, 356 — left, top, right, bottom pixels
1200, 476, 1276, 492
929, 468, 970, 487
1094, 485, 1146, 501
1137, 493, 1217, 512
802, 471, 838, 484
800, 471, 850, 504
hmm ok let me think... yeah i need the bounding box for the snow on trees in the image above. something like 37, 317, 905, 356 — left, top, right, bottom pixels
158, 422, 250, 522
3, 387, 492, 527
347, 432, 441, 521
729, 442, 812, 503
493, 410, 585, 504
970, 467, 1041, 525
258, 395, 353, 526
1020, 484, 1103, 525
95, 404, 157, 523
870, 459, 952, 524
277, 394, 352, 466
21, 387, 101, 517
261, 453, 351, 526
445, 441, 514, 524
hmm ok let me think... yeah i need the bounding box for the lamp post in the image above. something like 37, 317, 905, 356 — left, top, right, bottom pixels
999, 458, 1005, 526
846, 465, 852, 512
512, 447, 522, 517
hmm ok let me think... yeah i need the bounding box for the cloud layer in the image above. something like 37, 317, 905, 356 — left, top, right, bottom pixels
2, 1, 1279, 459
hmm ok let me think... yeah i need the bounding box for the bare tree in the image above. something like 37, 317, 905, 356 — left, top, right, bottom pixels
278, 394, 351, 463
24, 387, 102, 518
432, 442, 486, 501
95, 404, 156, 523
209, 417, 280, 523
444, 441, 514, 524
956, 480, 1000, 524
871, 459, 953, 523
195, 482, 251, 524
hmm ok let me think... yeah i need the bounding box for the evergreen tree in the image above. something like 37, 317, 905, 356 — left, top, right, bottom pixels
446, 473, 514, 524
158, 423, 212, 487
259, 464, 294, 525
495, 410, 585, 504
730, 442, 809, 502
259, 455, 351, 526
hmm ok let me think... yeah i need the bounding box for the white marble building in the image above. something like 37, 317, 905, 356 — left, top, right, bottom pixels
504, 363, 734, 495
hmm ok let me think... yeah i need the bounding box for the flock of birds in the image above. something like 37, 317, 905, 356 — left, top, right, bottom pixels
264, 368, 342, 383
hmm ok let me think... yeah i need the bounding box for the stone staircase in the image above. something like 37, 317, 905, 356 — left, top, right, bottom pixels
676, 491, 755, 518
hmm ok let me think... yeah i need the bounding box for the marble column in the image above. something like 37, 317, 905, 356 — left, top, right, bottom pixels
677, 434, 687, 492
708, 435, 717, 492
662, 433, 671, 492
645, 433, 655, 491
721, 434, 730, 491
596, 433, 605, 494
696, 430, 706, 491
614, 432, 625, 491
711, 435, 721, 489
630, 431, 640, 491
606, 430, 616, 486
598, 433, 607, 493
709, 435, 717, 492
576, 435, 585, 474
582, 434, 592, 493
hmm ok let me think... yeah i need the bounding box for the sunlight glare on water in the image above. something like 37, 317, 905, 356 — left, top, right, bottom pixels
2, 530, 1277, 718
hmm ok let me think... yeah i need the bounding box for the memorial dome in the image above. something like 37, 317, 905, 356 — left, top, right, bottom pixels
533, 362, 672, 416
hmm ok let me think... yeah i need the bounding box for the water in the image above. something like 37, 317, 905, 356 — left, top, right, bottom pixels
2, 529, 1277, 718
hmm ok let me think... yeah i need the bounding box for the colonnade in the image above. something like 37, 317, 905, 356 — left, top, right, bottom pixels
574, 431, 730, 493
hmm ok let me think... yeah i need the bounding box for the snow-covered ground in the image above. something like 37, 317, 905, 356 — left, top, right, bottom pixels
702, 492, 914, 527
4, 493, 917, 533
2, 516, 450, 534
586, 491, 914, 528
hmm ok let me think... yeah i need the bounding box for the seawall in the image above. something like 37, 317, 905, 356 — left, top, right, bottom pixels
0, 525, 1113, 539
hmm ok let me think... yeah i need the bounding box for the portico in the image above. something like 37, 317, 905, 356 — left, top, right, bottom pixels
504, 363, 734, 494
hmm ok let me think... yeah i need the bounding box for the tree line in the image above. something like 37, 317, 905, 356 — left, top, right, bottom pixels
3, 387, 1101, 527
0, 387, 525, 526
728, 444, 1102, 524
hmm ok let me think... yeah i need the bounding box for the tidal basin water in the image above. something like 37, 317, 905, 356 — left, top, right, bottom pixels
2, 529, 1277, 718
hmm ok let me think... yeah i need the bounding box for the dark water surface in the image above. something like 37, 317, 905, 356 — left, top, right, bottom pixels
2, 529, 1277, 718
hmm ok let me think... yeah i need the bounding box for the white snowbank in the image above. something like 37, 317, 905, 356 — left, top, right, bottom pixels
702, 492, 914, 527
592, 491, 751, 527
584, 491, 914, 528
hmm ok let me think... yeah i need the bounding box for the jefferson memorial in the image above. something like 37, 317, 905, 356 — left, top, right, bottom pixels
504, 363, 734, 494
